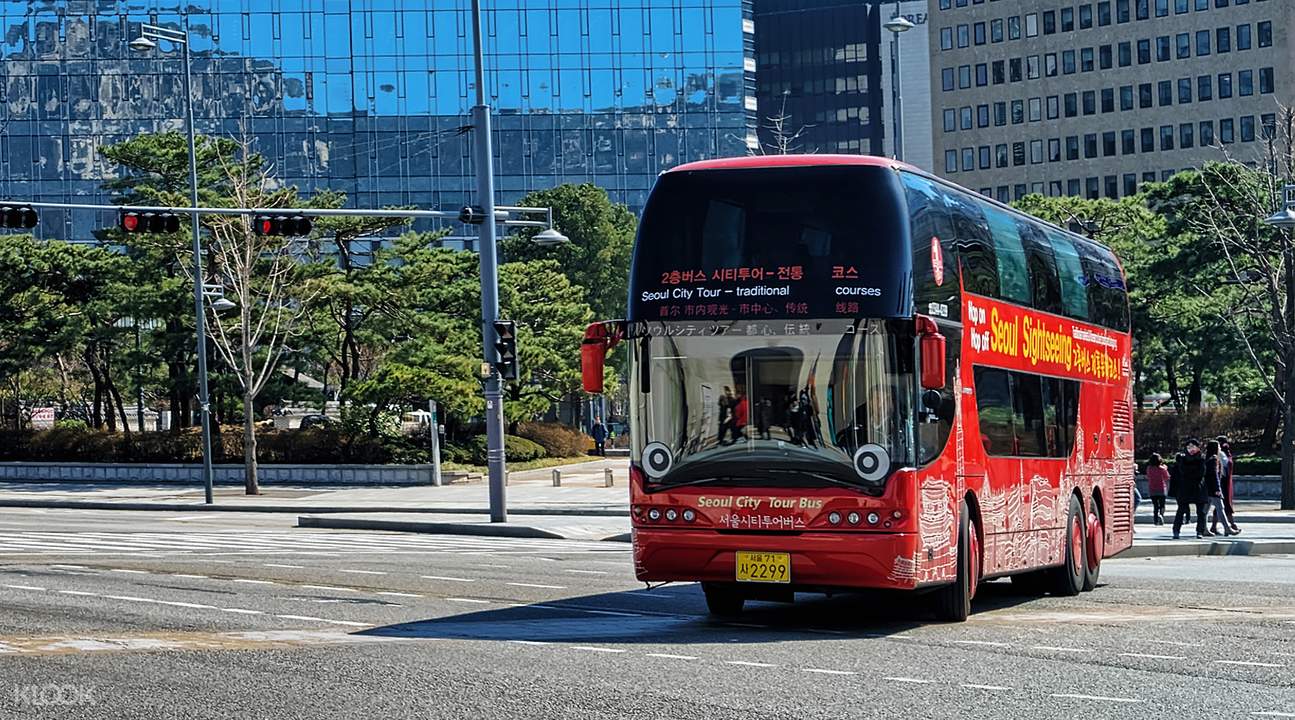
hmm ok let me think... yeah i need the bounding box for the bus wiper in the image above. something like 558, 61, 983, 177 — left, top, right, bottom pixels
649, 476, 741, 492
763, 469, 870, 493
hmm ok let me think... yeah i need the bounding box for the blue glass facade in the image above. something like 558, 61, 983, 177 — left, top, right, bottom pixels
0, 0, 755, 242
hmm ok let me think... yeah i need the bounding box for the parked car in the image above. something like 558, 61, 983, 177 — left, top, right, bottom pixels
298, 414, 335, 430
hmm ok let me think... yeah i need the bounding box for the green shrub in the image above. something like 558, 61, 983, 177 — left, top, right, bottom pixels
516, 422, 592, 458
1135, 406, 1271, 459
53, 418, 88, 431
464, 434, 547, 464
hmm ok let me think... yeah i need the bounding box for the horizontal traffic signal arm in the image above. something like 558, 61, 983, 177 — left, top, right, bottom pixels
0, 204, 39, 229
0, 201, 556, 227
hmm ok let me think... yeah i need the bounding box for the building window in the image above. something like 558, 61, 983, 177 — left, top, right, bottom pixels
940, 0, 952, 9
1178, 78, 1192, 103
1087, 177, 1100, 200
1026, 14, 1039, 37
1098, 2, 1112, 25
1066, 136, 1080, 160
1141, 127, 1155, 152
996, 144, 1009, 168
1237, 24, 1251, 51
1081, 48, 1094, 72
1176, 33, 1190, 59
1080, 4, 1094, 29
1013, 142, 1026, 166
943, 109, 957, 132
1027, 56, 1040, 80
1105, 176, 1118, 200
1218, 73, 1232, 98
1175, 0, 1188, 14
1008, 16, 1021, 40
1220, 118, 1234, 144
1031, 139, 1044, 164
1120, 85, 1134, 111
1123, 174, 1138, 197
963, 148, 975, 172
1061, 7, 1075, 32
961, 106, 974, 130
1143, 172, 1157, 185
975, 22, 987, 45
958, 24, 970, 48
1260, 68, 1274, 95
1122, 129, 1136, 154
1196, 30, 1211, 56
1043, 11, 1057, 34
1160, 125, 1174, 150
1239, 69, 1253, 96
1158, 80, 1173, 106
1156, 36, 1170, 62
1063, 50, 1076, 74
959, 65, 972, 89
942, 68, 956, 92
945, 150, 958, 173
1012, 99, 1025, 124
993, 61, 1005, 84
995, 102, 1007, 126
1084, 133, 1098, 158
976, 64, 989, 86
1103, 131, 1117, 156
940, 28, 954, 51
979, 146, 992, 169
1200, 120, 1214, 146
991, 19, 1004, 43
1049, 138, 1062, 161
1010, 58, 1023, 82
1029, 97, 1042, 122
1241, 115, 1255, 142
1195, 0, 1208, 10
1102, 88, 1115, 113
1217, 27, 1231, 53
1138, 39, 1151, 64
1139, 83, 1153, 108
1068, 179, 1082, 197
1198, 75, 1213, 101
1136, 0, 1150, 20
1045, 54, 1058, 76
1047, 95, 1060, 119
1099, 45, 1113, 69
1263, 113, 1277, 140
1065, 93, 1078, 117
1118, 42, 1132, 66
1155, 0, 1169, 17
1258, 21, 1272, 48
1117, 0, 1131, 23
1180, 122, 1194, 148
978, 104, 991, 127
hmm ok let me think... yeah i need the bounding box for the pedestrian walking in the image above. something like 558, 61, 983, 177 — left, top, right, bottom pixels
590, 416, 608, 456
1202, 440, 1239, 538
1171, 438, 1207, 540
755, 397, 773, 441
732, 391, 749, 444
1146, 452, 1169, 525
717, 387, 734, 445
1212, 436, 1241, 535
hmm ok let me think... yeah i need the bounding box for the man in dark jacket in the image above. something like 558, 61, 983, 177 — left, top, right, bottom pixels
1172, 438, 1208, 539
591, 417, 608, 456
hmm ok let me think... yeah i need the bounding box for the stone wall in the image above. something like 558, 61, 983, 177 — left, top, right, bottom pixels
0, 463, 444, 486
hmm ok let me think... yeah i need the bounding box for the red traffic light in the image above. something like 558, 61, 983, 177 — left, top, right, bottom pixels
120, 211, 180, 234
121, 212, 140, 232
253, 214, 312, 237
0, 205, 38, 230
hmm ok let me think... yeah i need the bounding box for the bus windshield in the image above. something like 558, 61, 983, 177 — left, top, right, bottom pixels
630, 318, 916, 492
629, 164, 911, 323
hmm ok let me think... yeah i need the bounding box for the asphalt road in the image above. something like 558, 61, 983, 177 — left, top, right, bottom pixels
0, 508, 1291, 719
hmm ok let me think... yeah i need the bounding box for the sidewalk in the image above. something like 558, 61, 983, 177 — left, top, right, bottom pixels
1118, 518, 1295, 558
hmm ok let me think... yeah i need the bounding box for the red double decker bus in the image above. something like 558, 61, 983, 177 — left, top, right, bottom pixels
582, 155, 1134, 621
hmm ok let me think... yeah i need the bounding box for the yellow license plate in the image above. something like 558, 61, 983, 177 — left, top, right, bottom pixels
735, 551, 791, 584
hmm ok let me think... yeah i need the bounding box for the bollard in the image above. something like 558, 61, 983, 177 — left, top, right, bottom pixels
552, 469, 561, 487
604, 467, 614, 487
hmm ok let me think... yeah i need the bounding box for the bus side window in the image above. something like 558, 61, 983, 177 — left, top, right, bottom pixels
1075, 240, 1130, 331
1041, 376, 1062, 457
982, 204, 1031, 306
901, 173, 960, 321
947, 191, 999, 298
1020, 222, 1063, 315
919, 328, 959, 465
973, 366, 1014, 456
1047, 229, 1090, 322
1010, 372, 1046, 457
1058, 378, 1080, 456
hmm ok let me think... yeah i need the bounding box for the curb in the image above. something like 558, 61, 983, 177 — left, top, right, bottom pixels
1136, 514, 1295, 525
297, 515, 633, 543
1116, 539, 1295, 558
0, 498, 627, 517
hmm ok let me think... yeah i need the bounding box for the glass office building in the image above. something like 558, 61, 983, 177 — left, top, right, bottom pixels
0, 0, 755, 242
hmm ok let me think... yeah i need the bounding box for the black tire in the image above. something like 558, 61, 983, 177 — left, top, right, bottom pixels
1082, 497, 1103, 592
703, 582, 745, 618
1051, 495, 1086, 597
934, 500, 978, 622
1009, 570, 1049, 595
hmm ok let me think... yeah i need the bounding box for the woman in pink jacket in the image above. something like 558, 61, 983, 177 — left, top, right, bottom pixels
1145, 452, 1170, 526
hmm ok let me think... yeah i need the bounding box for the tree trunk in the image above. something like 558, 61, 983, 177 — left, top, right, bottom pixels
1186, 362, 1205, 412
243, 389, 259, 495
1261, 396, 1281, 456
1164, 354, 1184, 414
1283, 399, 1295, 510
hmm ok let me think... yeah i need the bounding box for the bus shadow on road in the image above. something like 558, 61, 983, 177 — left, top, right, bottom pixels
357, 580, 1044, 646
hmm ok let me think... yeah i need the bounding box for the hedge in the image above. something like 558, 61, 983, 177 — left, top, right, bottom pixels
516, 422, 593, 458
462, 435, 548, 465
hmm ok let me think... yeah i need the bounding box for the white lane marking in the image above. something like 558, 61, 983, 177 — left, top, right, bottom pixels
274, 614, 369, 628
1052, 693, 1140, 704
376, 591, 423, 598
422, 576, 476, 583
173, 574, 208, 579
506, 582, 566, 590
726, 661, 776, 668
231, 579, 275, 585
573, 609, 640, 617
962, 684, 1012, 691
564, 569, 608, 575
48, 564, 88, 570
57, 590, 96, 596
221, 608, 264, 615
446, 597, 490, 604
2, 584, 46, 591
885, 677, 934, 684
1218, 660, 1285, 668
569, 646, 626, 653
804, 668, 855, 676
337, 569, 386, 576
509, 640, 551, 646
263, 564, 305, 569
953, 640, 1010, 647
1146, 639, 1194, 647
1253, 712, 1295, 717
479, 564, 511, 569
1033, 646, 1087, 653
646, 653, 697, 660
300, 585, 358, 593
1121, 653, 1187, 661
108, 569, 150, 575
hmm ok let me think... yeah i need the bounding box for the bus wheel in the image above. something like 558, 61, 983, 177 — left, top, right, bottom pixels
702, 582, 745, 617
934, 500, 978, 622
1050, 495, 1086, 597
1082, 497, 1104, 592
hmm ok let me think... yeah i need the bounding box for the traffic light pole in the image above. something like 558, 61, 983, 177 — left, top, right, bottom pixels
471, 0, 508, 523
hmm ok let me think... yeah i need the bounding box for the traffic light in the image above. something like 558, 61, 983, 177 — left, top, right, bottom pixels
253, 214, 313, 237
492, 319, 518, 380
119, 211, 181, 234
0, 205, 38, 230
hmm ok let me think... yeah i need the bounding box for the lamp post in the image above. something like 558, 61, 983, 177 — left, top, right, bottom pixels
130, 21, 216, 505
883, 7, 916, 162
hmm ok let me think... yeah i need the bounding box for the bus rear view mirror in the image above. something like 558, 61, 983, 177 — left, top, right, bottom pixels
581, 320, 625, 394
916, 316, 946, 391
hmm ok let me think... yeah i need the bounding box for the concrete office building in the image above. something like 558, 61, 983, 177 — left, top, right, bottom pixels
879, 0, 935, 170
930, 0, 1287, 202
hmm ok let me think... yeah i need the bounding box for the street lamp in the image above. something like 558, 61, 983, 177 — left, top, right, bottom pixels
531, 227, 570, 247
130, 20, 217, 505
1264, 184, 1295, 228
883, 6, 916, 162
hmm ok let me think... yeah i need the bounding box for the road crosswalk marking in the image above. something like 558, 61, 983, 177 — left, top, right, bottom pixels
0, 531, 627, 557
